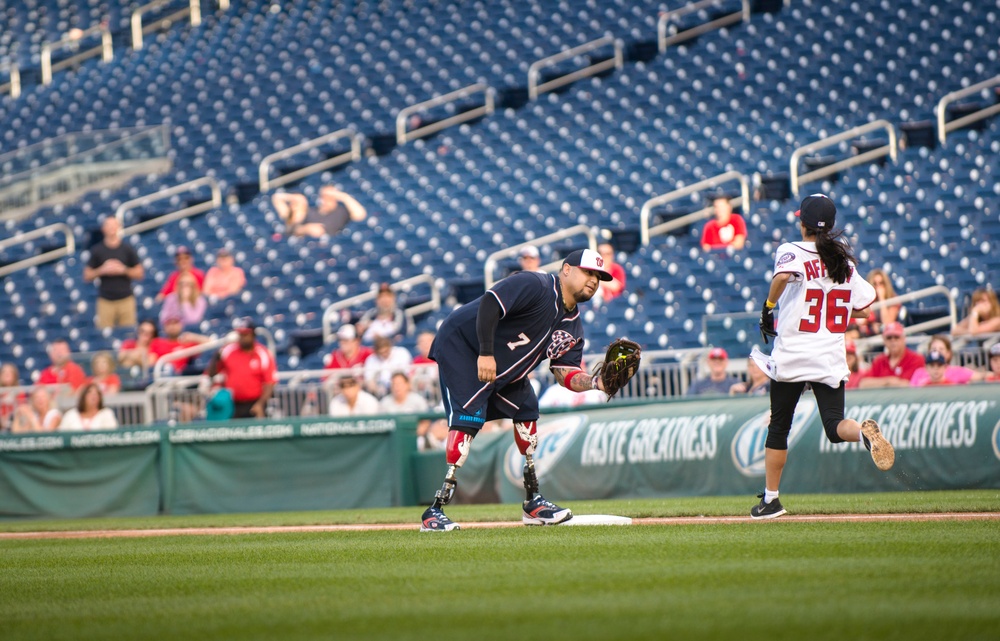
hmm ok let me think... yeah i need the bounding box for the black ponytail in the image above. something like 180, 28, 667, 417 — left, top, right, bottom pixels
813, 227, 856, 284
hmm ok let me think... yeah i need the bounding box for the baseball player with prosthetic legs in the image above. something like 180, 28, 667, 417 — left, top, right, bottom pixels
421, 249, 614, 531
750, 194, 895, 519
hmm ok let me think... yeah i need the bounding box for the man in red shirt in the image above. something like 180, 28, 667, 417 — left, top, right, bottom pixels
859, 322, 925, 388
205, 318, 276, 419
37, 338, 87, 391
701, 195, 748, 252
324, 324, 372, 370
596, 242, 627, 303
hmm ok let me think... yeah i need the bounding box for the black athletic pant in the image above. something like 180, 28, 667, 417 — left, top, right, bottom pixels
767, 379, 847, 450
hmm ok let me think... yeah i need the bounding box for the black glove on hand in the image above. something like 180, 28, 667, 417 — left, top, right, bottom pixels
759, 300, 777, 344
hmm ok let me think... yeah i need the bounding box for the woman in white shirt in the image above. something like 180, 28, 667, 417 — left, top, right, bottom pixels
59, 383, 119, 431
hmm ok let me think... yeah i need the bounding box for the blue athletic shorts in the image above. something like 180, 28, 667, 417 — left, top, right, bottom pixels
438, 367, 539, 432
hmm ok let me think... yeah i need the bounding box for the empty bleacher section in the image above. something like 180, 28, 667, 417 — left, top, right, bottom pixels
0, 0, 997, 421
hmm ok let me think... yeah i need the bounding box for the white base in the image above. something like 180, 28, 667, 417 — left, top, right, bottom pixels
558, 514, 632, 526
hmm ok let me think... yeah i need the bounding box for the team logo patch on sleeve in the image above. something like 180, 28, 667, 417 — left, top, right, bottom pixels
546, 330, 579, 360
776, 252, 796, 267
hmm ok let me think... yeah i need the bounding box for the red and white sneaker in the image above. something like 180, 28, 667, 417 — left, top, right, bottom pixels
420, 506, 460, 532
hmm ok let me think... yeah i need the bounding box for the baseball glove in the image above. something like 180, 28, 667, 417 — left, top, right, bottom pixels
592, 338, 642, 400
759, 300, 777, 344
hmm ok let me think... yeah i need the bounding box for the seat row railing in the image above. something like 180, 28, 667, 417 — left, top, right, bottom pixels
936, 74, 1000, 146
483, 224, 599, 289
321, 274, 442, 344
1, 1, 230, 98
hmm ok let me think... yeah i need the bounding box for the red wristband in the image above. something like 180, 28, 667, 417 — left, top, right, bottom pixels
566, 370, 588, 390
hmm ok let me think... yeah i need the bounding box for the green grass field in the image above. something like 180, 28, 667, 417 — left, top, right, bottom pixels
2, 491, 998, 641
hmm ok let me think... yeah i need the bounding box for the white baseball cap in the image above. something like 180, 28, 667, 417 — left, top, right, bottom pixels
562, 249, 613, 281
337, 324, 358, 340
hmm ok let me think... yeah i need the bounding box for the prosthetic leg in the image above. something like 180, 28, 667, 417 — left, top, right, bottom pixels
514, 421, 572, 526
420, 430, 473, 532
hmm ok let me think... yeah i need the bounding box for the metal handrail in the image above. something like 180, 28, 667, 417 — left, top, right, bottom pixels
0, 223, 75, 278
116, 176, 222, 236
258, 129, 362, 192
789, 119, 898, 197
131, 0, 203, 51
0, 64, 20, 99
936, 75, 1000, 146
151, 327, 277, 381
789, 120, 899, 196
639, 171, 750, 245
852, 285, 959, 353
483, 224, 598, 289
396, 83, 495, 145
658, 0, 750, 52
528, 36, 623, 100
41, 23, 113, 85
0, 125, 170, 189
321, 273, 442, 343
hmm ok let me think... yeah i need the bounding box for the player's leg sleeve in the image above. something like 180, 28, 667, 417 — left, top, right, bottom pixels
811, 381, 847, 443
445, 428, 475, 468
513, 420, 537, 456
766, 380, 806, 450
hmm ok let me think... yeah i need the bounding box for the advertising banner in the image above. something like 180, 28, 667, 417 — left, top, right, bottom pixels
493, 387, 1000, 502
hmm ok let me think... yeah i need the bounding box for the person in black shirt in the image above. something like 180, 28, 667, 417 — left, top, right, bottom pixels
83, 217, 144, 329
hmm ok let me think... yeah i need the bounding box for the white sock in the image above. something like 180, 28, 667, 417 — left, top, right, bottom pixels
764, 489, 779, 504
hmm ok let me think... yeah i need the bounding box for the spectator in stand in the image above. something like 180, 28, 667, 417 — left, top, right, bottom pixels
687, 348, 740, 396
379, 372, 430, 415
118, 320, 168, 371
847, 269, 900, 339
729, 357, 770, 396
147, 316, 211, 375
205, 318, 276, 419
910, 334, 984, 386
845, 339, 867, 389
412, 330, 435, 366
11, 387, 62, 433
202, 248, 246, 300
83, 216, 144, 329
517, 245, 546, 273
156, 246, 205, 303
920, 350, 955, 386
272, 185, 367, 238
58, 383, 119, 431
859, 322, 925, 388
410, 329, 438, 398
37, 338, 87, 392
952, 288, 1000, 337
325, 324, 373, 370
983, 343, 1000, 382
159, 273, 207, 330
358, 283, 406, 344
595, 242, 627, 304
0, 363, 26, 432
88, 352, 121, 395
364, 335, 413, 397
701, 194, 747, 252
328, 374, 379, 417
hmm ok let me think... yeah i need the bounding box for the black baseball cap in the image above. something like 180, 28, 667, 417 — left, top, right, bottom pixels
795, 194, 836, 230
925, 350, 948, 366
562, 249, 613, 281
233, 317, 256, 333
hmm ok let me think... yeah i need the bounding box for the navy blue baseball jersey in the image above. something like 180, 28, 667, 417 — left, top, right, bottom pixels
429, 271, 586, 429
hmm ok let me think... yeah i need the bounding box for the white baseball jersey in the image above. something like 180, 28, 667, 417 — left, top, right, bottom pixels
756, 241, 876, 387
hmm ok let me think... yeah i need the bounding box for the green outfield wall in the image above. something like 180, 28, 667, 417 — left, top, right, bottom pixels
2, 387, 998, 519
